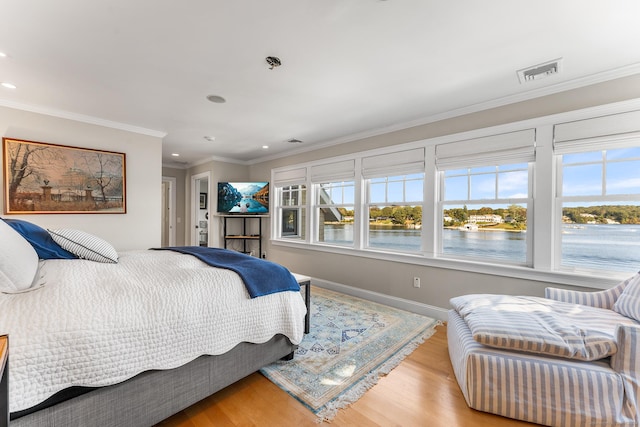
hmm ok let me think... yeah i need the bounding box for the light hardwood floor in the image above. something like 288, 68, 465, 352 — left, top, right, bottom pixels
156, 324, 534, 427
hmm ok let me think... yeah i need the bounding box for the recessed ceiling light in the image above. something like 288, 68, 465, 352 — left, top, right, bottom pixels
1, 82, 16, 89
206, 95, 226, 103
204, 136, 216, 142
171, 153, 180, 157
262, 145, 269, 149
0, 52, 7, 58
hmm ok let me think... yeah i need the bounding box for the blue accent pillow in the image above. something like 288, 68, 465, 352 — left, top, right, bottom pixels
2, 218, 77, 260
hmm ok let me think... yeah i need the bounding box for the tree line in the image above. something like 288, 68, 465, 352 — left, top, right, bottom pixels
333, 204, 640, 227
563, 205, 640, 224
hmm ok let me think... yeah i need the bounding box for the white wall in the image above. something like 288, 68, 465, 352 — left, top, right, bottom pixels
0, 106, 163, 251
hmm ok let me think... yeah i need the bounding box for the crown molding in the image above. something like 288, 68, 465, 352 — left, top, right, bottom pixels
250, 63, 640, 165
0, 99, 167, 138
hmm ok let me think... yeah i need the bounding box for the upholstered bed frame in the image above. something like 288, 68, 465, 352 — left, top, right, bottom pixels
11, 335, 296, 427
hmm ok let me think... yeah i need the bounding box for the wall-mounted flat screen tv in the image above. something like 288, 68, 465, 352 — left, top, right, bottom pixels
217, 182, 269, 215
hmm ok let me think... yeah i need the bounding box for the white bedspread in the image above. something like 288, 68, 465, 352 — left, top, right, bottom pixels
0, 250, 307, 412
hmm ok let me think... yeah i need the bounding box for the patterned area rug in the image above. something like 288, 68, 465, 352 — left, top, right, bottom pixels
260, 286, 440, 422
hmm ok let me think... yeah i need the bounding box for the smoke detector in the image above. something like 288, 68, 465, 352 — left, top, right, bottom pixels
266, 56, 282, 70
517, 58, 562, 84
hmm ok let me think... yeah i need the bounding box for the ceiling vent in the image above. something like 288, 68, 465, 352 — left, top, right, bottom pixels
517, 58, 562, 84
287, 138, 303, 144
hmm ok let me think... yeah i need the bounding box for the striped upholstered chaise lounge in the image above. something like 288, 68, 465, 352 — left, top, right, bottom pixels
447, 272, 640, 426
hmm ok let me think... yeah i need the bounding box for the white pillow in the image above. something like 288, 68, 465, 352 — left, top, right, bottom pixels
0, 219, 40, 293
48, 229, 118, 263
613, 272, 640, 322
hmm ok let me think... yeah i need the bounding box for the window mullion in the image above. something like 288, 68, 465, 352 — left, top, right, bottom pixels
602, 152, 607, 196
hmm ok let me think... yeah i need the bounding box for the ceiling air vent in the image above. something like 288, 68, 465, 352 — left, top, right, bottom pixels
517, 58, 562, 84
287, 138, 303, 144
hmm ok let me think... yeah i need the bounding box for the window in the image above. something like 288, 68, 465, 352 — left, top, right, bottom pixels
436, 130, 535, 265
366, 173, 424, 252
273, 167, 307, 241
557, 146, 640, 273
440, 163, 531, 264
280, 185, 306, 239
314, 180, 355, 246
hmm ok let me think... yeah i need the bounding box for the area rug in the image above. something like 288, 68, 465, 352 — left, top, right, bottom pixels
260, 286, 440, 422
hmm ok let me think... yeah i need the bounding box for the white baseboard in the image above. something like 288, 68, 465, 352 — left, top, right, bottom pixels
309, 277, 449, 322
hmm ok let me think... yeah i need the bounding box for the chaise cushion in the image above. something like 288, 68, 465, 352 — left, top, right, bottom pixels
450, 294, 638, 361
613, 273, 640, 322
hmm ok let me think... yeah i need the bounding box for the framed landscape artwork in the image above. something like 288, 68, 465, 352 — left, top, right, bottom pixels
2, 138, 126, 214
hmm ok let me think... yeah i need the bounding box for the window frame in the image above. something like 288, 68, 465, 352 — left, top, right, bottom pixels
554, 144, 640, 274
437, 163, 534, 266
364, 173, 425, 253
273, 183, 307, 241
312, 180, 356, 247
279, 184, 306, 239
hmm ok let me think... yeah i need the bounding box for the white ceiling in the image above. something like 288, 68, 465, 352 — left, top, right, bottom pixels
1, 1, 640, 167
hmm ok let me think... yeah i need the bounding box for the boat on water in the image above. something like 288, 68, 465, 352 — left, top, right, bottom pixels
458, 223, 479, 232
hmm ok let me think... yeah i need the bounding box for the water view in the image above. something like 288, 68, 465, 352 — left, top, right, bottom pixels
321, 223, 640, 273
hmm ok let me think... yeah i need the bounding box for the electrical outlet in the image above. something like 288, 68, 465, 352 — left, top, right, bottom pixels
413, 277, 420, 288
262, 252, 267, 259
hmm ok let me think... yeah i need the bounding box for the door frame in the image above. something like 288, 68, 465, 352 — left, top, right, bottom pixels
191, 171, 211, 246
161, 176, 177, 247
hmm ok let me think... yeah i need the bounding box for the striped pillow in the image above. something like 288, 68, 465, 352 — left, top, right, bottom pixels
613, 273, 640, 322
48, 229, 118, 263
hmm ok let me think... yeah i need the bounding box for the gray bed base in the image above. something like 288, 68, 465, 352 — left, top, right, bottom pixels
10, 335, 295, 427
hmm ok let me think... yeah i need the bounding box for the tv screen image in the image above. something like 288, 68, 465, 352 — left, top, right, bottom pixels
217, 182, 269, 214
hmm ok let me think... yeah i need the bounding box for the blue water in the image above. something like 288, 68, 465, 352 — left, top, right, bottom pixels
560, 224, 640, 272
321, 224, 640, 272
442, 228, 527, 263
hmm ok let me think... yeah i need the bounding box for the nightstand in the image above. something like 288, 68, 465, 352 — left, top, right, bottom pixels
292, 274, 311, 334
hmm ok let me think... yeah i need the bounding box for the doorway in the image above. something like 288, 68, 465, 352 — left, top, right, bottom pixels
191, 172, 210, 246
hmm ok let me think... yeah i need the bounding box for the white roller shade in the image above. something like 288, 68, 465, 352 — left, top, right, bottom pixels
436, 129, 536, 169
362, 148, 425, 178
310, 159, 355, 182
273, 167, 306, 186
554, 110, 640, 154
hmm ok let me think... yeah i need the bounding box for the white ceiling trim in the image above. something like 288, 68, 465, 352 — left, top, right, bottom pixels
250, 63, 640, 166
0, 98, 167, 138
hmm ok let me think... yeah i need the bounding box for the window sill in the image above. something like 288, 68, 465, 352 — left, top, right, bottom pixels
271, 239, 626, 290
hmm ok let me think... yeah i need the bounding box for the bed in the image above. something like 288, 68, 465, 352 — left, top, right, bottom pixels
0, 218, 307, 426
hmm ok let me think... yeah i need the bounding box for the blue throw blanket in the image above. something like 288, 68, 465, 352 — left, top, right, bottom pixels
153, 246, 300, 298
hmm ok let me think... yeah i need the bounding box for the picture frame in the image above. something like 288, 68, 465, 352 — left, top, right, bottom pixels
2, 138, 126, 214
199, 193, 207, 209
